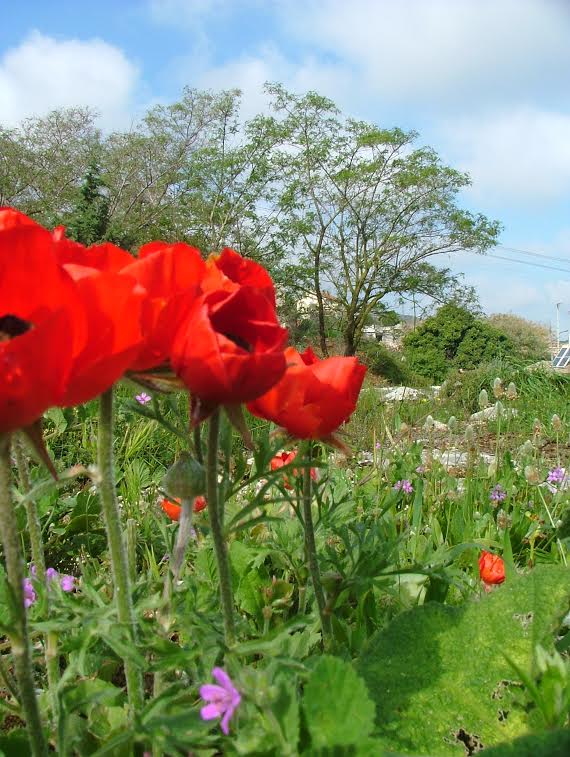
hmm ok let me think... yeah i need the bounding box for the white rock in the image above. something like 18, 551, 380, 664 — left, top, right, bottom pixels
380, 386, 427, 402
469, 406, 518, 423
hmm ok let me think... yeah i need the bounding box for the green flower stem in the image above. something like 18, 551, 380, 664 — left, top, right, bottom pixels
170, 497, 194, 581
0, 433, 48, 757
14, 434, 60, 729
206, 409, 235, 646
301, 441, 332, 644
98, 390, 144, 715
14, 435, 45, 579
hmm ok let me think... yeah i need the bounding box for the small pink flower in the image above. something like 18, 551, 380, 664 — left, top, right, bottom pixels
59, 574, 76, 592
394, 479, 413, 494
136, 392, 152, 405
23, 577, 36, 608
199, 667, 241, 735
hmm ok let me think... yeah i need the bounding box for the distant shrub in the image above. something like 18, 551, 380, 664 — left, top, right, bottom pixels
359, 341, 427, 386
487, 313, 550, 361
403, 303, 515, 382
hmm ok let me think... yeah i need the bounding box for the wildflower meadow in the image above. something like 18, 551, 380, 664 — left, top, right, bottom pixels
0, 208, 569, 757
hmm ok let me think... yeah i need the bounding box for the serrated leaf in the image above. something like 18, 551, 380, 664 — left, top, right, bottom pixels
303, 656, 376, 749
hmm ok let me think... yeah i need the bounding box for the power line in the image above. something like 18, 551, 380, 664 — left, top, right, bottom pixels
496, 244, 570, 265
486, 252, 570, 275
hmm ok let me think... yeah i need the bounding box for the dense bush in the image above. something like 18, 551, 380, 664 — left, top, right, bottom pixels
403, 303, 515, 382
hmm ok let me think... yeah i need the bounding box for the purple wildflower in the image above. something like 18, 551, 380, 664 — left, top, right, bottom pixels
489, 484, 506, 503
375, 441, 381, 449
59, 574, 76, 592
547, 466, 565, 485
28, 565, 76, 598
394, 479, 413, 494
23, 578, 36, 608
199, 667, 241, 735
136, 392, 152, 405
415, 465, 425, 474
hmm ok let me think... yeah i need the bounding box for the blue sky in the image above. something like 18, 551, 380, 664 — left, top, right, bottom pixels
2, 0, 570, 334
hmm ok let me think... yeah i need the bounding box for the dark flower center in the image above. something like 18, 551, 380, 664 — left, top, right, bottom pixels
221, 332, 252, 353
0, 314, 33, 342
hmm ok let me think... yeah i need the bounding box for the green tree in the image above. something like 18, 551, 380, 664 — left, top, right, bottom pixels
66, 161, 110, 245
0, 107, 100, 227
403, 303, 514, 382
267, 84, 500, 356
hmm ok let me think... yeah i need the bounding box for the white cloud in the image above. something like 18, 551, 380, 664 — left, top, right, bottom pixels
193, 46, 354, 121
282, 0, 570, 111
441, 107, 570, 206
0, 32, 140, 129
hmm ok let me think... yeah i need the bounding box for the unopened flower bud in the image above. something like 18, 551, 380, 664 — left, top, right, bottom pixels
487, 461, 497, 478
493, 377, 504, 399
478, 389, 489, 409
424, 415, 434, 431
494, 400, 504, 419
496, 509, 512, 530
465, 424, 476, 445
532, 418, 542, 436
524, 465, 540, 485
400, 422, 410, 434
551, 414, 562, 432
447, 416, 458, 432
162, 452, 206, 500
519, 439, 534, 456
506, 382, 517, 400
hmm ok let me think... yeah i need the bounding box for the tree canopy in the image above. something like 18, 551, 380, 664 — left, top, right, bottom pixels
0, 84, 501, 356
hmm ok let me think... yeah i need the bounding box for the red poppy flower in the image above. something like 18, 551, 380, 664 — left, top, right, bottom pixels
203, 248, 276, 308
121, 241, 206, 371
0, 209, 84, 432
478, 551, 505, 586
58, 263, 145, 407
270, 450, 317, 489
160, 496, 207, 521
52, 227, 134, 272
247, 346, 366, 441
172, 284, 288, 410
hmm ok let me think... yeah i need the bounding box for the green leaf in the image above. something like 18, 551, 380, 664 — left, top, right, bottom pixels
479, 729, 570, 756
357, 565, 570, 755
0, 730, 32, 757
303, 656, 376, 749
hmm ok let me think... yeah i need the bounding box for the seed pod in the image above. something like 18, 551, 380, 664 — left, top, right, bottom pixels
424, 415, 435, 431
493, 377, 504, 399
506, 382, 518, 400
447, 415, 458, 433
494, 400, 504, 418
497, 509, 512, 530
524, 465, 540, 485
464, 424, 476, 444
162, 451, 206, 501
478, 389, 489, 409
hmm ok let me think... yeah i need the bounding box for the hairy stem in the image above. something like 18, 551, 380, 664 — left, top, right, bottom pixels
14, 433, 61, 730
206, 409, 235, 646
98, 390, 144, 714
0, 433, 47, 756
301, 441, 332, 644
